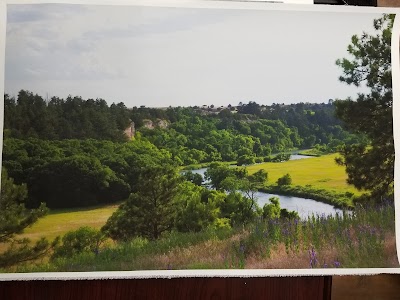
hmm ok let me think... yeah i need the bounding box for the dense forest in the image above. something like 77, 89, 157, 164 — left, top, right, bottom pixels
2, 90, 365, 210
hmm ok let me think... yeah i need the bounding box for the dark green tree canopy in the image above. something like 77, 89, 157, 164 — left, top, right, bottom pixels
335, 14, 395, 200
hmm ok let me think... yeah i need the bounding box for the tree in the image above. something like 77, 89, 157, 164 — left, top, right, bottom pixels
182, 171, 203, 186
0, 169, 57, 268
218, 168, 266, 225
174, 182, 225, 232
102, 166, 182, 241
221, 192, 259, 226
335, 14, 395, 201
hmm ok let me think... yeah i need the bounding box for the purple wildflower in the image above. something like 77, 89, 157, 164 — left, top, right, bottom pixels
282, 228, 289, 236
309, 247, 318, 268
323, 261, 328, 268
333, 259, 341, 268
167, 263, 172, 270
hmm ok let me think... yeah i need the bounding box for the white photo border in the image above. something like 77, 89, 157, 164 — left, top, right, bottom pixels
0, 0, 400, 280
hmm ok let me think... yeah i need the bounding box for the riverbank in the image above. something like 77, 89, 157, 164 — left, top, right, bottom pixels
259, 184, 354, 209
185, 154, 360, 209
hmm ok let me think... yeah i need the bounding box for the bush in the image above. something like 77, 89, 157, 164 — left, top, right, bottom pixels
277, 174, 292, 186
262, 197, 281, 219
254, 157, 263, 163
52, 227, 106, 259
263, 156, 272, 162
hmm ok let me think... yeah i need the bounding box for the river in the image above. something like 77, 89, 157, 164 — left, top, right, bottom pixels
187, 156, 343, 219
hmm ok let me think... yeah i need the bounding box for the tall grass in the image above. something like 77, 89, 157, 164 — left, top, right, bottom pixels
226, 201, 396, 269
14, 227, 235, 272
10, 202, 397, 272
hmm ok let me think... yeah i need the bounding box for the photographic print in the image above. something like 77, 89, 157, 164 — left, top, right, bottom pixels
1, 1, 399, 277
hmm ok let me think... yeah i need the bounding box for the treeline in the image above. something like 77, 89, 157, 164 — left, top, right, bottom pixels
4, 90, 131, 141
4, 91, 365, 167
135, 103, 365, 165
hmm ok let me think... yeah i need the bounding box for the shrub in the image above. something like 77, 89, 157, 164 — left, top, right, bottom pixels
52, 227, 106, 259
254, 157, 263, 163
277, 174, 292, 186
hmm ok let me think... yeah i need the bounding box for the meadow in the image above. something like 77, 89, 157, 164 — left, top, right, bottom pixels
246, 154, 361, 195
21, 204, 119, 243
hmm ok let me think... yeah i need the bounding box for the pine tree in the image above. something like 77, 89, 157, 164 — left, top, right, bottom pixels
335, 14, 395, 201
102, 166, 182, 241
0, 169, 57, 268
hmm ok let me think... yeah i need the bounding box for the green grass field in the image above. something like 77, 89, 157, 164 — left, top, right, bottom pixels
246, 154, 361, 195
20, 204, 119, 243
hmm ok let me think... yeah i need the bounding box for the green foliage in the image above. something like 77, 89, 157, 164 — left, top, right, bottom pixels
18, 228, 234, 272
280, 209, 299, 220
249, 169, 268, 186
182, 171, 203, 186
335, 14, 394, 201
237, 155, 255, 166
0, 169, 56, 268
277, 174, 292, 186
133, 103, 361, 166
2, 137, 173, 209
261, 184, 353, 209
28, 156, 130, 208
205, 163, 245, 190
7, 200, 396, 271
102, 166, 182, 241
4, 90, 130, 141
52, 227, 106, 259
225, 201, 394, 269
220, 192, 260, 227
204, 164, 269, 226
175, 183, 225, 232
270, 153, 291, 162
263, 197, 281, 219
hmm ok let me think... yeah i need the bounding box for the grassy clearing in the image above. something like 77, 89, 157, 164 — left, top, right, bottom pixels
246, 154, 361, 195
20, 203, 119, 243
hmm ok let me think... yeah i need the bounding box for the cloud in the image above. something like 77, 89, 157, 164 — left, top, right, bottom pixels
82, 7, 233, 40
6, 4, 123, 81
7, 4, 88, 23
4, 4, 382, 108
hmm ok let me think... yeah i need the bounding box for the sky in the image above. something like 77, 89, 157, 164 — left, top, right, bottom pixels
4, 4, 382, 108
